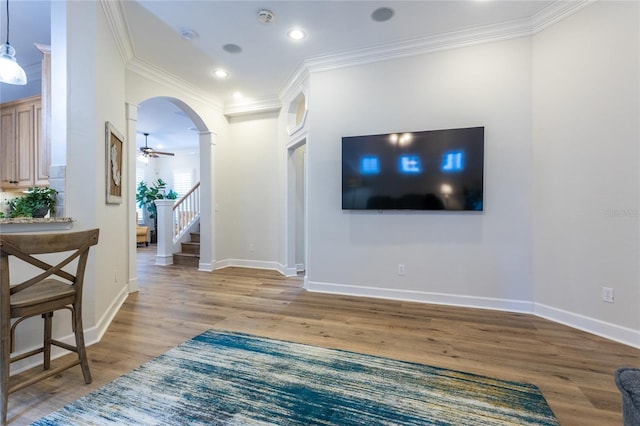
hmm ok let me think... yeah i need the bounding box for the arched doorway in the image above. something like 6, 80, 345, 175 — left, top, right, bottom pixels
127, 97, 216, 292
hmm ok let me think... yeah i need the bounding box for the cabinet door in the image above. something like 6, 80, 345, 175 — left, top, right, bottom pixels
0, 107, 16, 187
15, 102, 35, 187
0, 96, 44, 190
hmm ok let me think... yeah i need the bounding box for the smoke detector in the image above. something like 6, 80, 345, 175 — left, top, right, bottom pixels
257, 9, 274, 24
179, 27, 198, 40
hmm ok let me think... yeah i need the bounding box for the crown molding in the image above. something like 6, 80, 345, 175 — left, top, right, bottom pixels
224, 95, 282, 118
531, 0, 594, 34
279, 66, 310, 105
126, 57, 223, 112
100, 0, 135, 64
307, 16, 532, 75
23, 62, 42, 82
281, 0, 593, 93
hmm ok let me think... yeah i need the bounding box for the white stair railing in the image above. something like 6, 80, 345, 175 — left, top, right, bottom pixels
173, 182, 200, 242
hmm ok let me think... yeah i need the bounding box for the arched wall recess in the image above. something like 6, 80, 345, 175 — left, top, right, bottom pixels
287, 90, 308, 136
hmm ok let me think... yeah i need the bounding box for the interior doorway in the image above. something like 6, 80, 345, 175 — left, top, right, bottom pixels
127, 97, 213, 292
287, 139, 307, 277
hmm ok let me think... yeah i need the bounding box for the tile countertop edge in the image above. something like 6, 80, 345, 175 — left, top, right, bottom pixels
0, 217, 74, 233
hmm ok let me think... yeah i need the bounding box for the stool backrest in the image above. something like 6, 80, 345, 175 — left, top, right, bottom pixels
0, 228, 100, 299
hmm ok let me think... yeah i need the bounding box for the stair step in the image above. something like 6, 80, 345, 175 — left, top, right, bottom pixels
173, 252, 199, 267
181, 241, 200, 255
190, 232, 200, 243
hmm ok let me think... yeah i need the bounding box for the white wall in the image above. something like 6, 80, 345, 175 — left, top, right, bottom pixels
294, 1, 640, 347
64, 1, 129, 334
140, 151, 199, 197
223, 111, 280, 268
305, 37, 534, 311
532, 1, 640, 342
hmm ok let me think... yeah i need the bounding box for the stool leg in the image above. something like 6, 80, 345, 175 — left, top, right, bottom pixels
72, 305, 91, 384
1, 320, 10, 425
43, 312, 53, 371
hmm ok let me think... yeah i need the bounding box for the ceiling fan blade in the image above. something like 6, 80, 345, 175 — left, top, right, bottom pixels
140, 147, 173, 155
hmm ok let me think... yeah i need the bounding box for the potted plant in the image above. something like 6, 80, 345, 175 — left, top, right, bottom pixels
136, 178, 177, 242
8, 187, 58, 218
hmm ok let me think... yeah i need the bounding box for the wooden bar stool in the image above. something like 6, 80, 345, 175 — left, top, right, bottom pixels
0, 228, 100, 425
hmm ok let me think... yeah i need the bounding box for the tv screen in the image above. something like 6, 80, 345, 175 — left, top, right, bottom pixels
342, 126, 484, 211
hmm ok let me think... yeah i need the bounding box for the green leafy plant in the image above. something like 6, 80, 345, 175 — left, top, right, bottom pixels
136, 179, 178, 231
8, 187, 58, 218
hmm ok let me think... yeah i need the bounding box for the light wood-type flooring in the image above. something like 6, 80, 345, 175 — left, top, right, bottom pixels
5, 245, 640, 425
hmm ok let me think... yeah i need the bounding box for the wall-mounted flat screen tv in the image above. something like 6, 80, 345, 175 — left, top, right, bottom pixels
342, 126, 484, 211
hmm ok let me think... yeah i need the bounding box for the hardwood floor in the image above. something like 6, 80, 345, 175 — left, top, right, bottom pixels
6, 245, 640, 425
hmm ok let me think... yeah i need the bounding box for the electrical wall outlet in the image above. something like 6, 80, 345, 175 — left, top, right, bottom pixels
602, 287, 614, 303
397, 264, 406, 276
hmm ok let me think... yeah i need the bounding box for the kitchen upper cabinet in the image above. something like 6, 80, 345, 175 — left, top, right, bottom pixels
0, 96, 48, 190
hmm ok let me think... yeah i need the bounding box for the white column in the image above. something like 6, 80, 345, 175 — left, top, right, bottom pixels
155, 199, 175, 266
198, 132, 216, 271
126, 103, 139, 292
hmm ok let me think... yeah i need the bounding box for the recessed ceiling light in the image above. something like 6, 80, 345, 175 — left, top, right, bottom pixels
214, 69, 229, 79
287, 28, 306, 41
371, 7, 394, 22
233, 92, 243, 99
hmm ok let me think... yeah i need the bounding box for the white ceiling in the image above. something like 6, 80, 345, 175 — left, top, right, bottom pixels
4, 0, 566, 152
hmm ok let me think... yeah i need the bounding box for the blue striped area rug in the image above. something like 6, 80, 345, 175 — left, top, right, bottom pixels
33, 330, 558, 425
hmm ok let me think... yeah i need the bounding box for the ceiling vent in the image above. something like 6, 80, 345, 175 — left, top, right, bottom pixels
257, 9, 274, 24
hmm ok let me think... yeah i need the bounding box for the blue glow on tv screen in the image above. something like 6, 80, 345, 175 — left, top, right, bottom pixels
342, 126, 484, 211
360, 156, 380, 175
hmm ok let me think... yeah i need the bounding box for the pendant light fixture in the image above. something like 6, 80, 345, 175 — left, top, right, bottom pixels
0, 0, 27, 85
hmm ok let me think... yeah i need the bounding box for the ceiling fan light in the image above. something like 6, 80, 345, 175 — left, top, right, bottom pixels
0, 42, 27, 85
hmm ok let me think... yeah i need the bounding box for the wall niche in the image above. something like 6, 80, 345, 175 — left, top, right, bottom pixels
287, 90, 308, 136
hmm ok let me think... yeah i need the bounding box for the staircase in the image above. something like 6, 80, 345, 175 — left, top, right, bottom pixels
173, 232, 200, 267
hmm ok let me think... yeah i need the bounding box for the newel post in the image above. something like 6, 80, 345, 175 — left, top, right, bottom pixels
155, 199, 175, 266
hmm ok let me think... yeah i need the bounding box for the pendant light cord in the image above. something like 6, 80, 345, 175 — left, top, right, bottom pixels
4, 0, 9, 44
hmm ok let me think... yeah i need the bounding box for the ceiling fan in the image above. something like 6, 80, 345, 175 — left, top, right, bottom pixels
139, 132, 175, 158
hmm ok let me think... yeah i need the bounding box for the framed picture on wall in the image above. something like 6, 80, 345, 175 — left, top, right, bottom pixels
106, 121, 124, 204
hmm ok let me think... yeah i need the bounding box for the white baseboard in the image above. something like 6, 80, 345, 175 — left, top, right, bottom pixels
155, 254, 173, 266
198, 261, 214, 272
86, 285, 130, 344
128, 276, 139, 293
216, 258, 283, 273
305, 280, 533, 313
283, 265, 298, 277
215, 259, 301, 276
306, 280, 640, 349
534, 303, 640, 349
